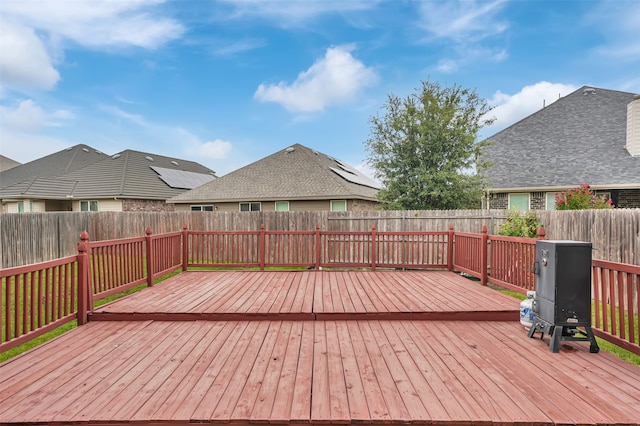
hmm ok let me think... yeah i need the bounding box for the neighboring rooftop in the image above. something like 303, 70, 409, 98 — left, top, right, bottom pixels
168, 143, 380, 203
0, 149, 217, 200
0, 144, 107, 189
0, 155, 21, 172
482, 86, 640, 190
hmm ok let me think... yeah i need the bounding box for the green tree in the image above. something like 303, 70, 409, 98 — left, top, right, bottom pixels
365, 80, 494, 210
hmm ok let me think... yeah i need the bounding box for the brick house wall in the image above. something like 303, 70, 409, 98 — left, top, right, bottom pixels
486, 188, 640, 209
615, 189, 640, 208
530, 192, 545, 210
122, 199, 175, 212
485, 193, 508, 209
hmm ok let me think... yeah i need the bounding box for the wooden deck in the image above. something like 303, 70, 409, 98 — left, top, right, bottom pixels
90, 270, 519, 321
1, 271, 639, 425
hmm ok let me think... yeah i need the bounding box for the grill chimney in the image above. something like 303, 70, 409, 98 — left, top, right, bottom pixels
627, 94, 640, 157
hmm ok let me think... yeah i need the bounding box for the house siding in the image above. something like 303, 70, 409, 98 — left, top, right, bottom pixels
172, 199, 379, 212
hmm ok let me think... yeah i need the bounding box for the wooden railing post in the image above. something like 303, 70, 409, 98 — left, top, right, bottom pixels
259, 224, 266, 271
315, 224, 321, 269
77, 231, 91, 325
537, 226, 546, 240
481, 225, 488, 286
182, 225, 189, 271
371, 224, 377, 271
145, 228, 153, 287
447, 224, 454, 271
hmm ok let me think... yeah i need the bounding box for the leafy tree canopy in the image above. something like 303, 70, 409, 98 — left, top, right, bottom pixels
365, 80, 494, 210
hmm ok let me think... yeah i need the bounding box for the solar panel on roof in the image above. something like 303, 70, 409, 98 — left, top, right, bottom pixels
329, 167, 381, 189
151, 166, 216, 189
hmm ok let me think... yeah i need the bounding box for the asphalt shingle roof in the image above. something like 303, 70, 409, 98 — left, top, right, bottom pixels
0, 144, 107, 189
0, 149, 216, 200
482, 86, 640, 190
168, 144, 380, 203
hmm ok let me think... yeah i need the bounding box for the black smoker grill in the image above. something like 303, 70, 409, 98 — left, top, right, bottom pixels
528, 240, 599, 353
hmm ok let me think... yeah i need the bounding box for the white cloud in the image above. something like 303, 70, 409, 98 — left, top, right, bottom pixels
0, 99, 46, 131
218, 0, 377, 27
0, 129, 73, 163
100, 105, 149, 127
200, 139, 232, 160
418, 0, 507, 42
587, 1, 640, 59
210, 38, 267, 56
486, 81, 578, 132
0, 21, 60, 90
0, 0, 183, 92
1, 0, 184, 49
0, 99, 75, 133
254, 45, 378, 112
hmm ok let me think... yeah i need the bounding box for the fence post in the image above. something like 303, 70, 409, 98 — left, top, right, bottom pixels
315, 224, 321, 269
259, 224, 266, 271
182, 225, 189, 271
77, 231, 90, 325
145, 228, 153, 287
447, 224, 454, 271
481, 225, 488, 286
371, 224, 377, 271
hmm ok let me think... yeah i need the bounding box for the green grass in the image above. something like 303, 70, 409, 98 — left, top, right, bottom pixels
493, 285, 640, 366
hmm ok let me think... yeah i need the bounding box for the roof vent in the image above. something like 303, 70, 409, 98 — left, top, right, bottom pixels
65, 147, 73, 151
96, 150, 104, 155
111, 154, 121, 159
312, 150, 319, 155
285, 147, 295, 153
82, 147, 90, 152
145, 156, 154, 162
171, 160, 179, 166
583, 87, 596, 95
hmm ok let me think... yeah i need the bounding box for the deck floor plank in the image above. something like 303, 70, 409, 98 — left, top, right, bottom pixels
1, 271, 639, 426
128, 321, 229, 421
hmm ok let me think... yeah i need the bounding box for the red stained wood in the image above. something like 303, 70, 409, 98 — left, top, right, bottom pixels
1, 271, 639, 426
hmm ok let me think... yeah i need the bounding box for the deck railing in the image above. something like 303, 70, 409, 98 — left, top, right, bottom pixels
2, 224, 638, 356
183, 225, 451, 270
592, 259, 640, 354
0, 255, 85, 352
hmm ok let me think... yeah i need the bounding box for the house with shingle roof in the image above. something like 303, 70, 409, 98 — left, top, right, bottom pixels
0, 147, 216, 212
0, 155, 21, 172
167, 144, 380, 212
481, 86, 640, 210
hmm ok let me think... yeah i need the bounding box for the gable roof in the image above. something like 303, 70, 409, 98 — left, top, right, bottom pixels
0, 155, 21, 172
0, 150, 217, 200
168, 144, 380, 203
482, 86, 640, 190
0, 144, 107, 189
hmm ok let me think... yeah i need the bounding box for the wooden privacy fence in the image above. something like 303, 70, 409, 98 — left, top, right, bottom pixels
1, 225, 639, 356
2, 209, 638, 268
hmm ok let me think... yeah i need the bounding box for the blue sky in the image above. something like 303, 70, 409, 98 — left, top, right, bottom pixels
1, 0, 639, 177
